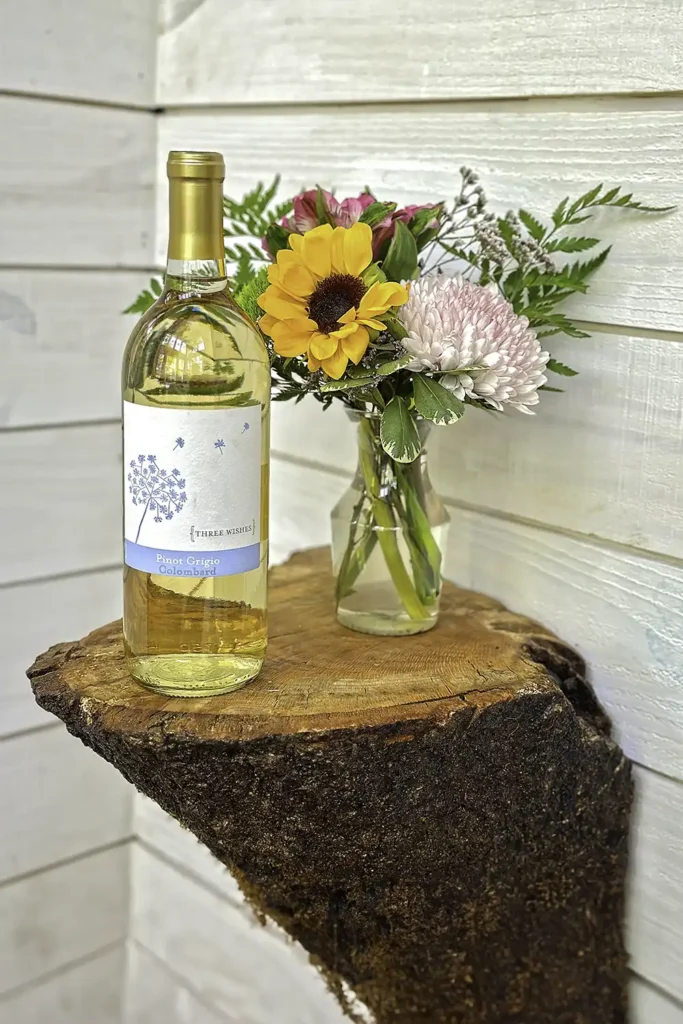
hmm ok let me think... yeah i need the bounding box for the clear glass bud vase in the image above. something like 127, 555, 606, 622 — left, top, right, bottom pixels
332, 413, 450, 635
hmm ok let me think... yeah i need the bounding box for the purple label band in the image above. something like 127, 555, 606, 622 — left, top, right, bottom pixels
125, 541, 260, 578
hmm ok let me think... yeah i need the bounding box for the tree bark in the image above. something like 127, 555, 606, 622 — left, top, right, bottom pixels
28, 547, 632, 1024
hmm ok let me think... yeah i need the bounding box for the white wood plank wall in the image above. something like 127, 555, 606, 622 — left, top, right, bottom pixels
0, 1, 156, 1020
129, 2, 683, 1022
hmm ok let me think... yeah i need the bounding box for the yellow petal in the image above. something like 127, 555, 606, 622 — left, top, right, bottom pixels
341, 325, 370, 365
321, 346, 349, 380
267, 263, 282, 286
279, 262, 316, 299
359, 281, 409, 316
358, 317, 387, 331
258, 285, 306, 320
330, 322, 358, 339
276, 247, 300, 266
338, 306, 358, 325
270, 318, 316, 357
288, 234, 304, 254
301, 224, 334, 278
343, 222, 373, 277
308, 352, 321, 371
309, 331, 339, 360
258, 313, 278, 335
330, 226, 346, 274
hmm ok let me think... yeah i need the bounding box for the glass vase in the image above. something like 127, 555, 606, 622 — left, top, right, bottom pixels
331, 413, 450, 635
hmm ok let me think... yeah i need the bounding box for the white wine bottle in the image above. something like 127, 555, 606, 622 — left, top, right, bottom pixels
122, 151, 270, 697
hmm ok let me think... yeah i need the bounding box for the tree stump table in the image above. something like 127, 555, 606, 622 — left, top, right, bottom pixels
29, 547, 632, 1024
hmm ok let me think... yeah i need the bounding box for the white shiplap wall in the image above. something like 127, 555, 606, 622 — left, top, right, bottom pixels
0, 2, 156, 1020
125, 4, 683, 1024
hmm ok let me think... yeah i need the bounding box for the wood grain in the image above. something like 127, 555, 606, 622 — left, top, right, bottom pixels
125, 942, 231, 1024
131, 847, 348, 1024
31, 549, 632, 1023
0, 846, 129, 996
0, 423, 121, 585
0, 569, 120, 737
156, 0, 683, 106
0, 0, 156, 106
444, 505, 683, 781
0, 270, 147, 429
133, 839, 683, 1024
0, 97, 155, 269
631, 980, 683, 1024
29, 547, 569, 741
158, 102, 683, 331
0, 727, 132, 884
0, 946, 125, 1024
272, 329, 683, 561
630, 768, 683, 1002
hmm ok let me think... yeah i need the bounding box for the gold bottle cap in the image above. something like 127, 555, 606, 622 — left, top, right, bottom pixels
167, 151, 225, 181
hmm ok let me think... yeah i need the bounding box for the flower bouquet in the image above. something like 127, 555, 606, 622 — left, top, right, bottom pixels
129, 171, 668, 635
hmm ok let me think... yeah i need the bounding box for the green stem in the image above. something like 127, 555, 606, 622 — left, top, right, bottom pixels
335, 493, 377, 601
357, 419, 428, 621
396, 463, 443, 598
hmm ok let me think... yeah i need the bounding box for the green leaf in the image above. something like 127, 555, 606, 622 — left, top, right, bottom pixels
123, 277, 162, 315
320, 375, 375, 392
547, 358, 579, 377
518, 209, 546, 241
361, 262, 387, 287
380, 397, 421, 463
383, 313, 408, 340
538, 385, 564, 393
263, 222, 291, 258
375, 353, 413, 376
497, 217, 517, 250
547, 236, 600, 253
382, 219, 419, 283
359, 201, 397, 228
551, 197, 569, 227
413, 375, 465, 425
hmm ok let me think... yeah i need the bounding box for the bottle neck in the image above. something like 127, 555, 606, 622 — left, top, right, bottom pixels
165, 177, 226, 290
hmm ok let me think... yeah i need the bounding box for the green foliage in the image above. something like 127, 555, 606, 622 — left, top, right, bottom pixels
380, 397, 421, 463
360, 201, 397, 227
235, 268, 269, 323
382, 219, 419, 282
123, 276, 162, 315
413, 376, 465, 425
122, 170, 673, 434
546, 358, 578, 376
223, 176, 292, 240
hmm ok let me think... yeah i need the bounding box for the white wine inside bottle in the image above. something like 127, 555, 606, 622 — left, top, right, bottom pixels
122, 150, 270, 696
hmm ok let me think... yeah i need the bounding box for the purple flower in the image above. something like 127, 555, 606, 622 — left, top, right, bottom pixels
128, 454, 189, 543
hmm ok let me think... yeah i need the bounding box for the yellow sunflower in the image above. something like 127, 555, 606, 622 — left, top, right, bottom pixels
258, 222, 408, 379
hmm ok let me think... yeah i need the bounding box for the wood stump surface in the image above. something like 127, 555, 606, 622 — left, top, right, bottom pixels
29, 547, 632, 1024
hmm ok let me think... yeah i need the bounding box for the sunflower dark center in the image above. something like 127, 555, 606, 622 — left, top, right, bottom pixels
307, 274, 366, 334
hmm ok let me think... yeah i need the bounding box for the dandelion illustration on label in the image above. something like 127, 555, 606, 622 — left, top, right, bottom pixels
128, 454, 187, 543
173, 437, 185, 450
241, 423, 249, 434
214, 439, 225, 454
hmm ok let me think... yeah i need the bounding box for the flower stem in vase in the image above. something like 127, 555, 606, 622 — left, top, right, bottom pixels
357, 418, 428, 621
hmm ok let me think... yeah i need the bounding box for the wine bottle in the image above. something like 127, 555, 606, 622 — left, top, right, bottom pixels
122, 151, 270, 696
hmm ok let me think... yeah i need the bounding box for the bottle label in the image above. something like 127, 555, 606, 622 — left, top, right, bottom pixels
123, 401, 261, 578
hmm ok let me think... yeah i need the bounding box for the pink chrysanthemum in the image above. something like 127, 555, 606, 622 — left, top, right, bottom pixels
399, 276, 549, 414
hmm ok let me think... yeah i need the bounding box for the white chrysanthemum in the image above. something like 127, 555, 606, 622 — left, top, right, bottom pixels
399, 276, 549, 414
